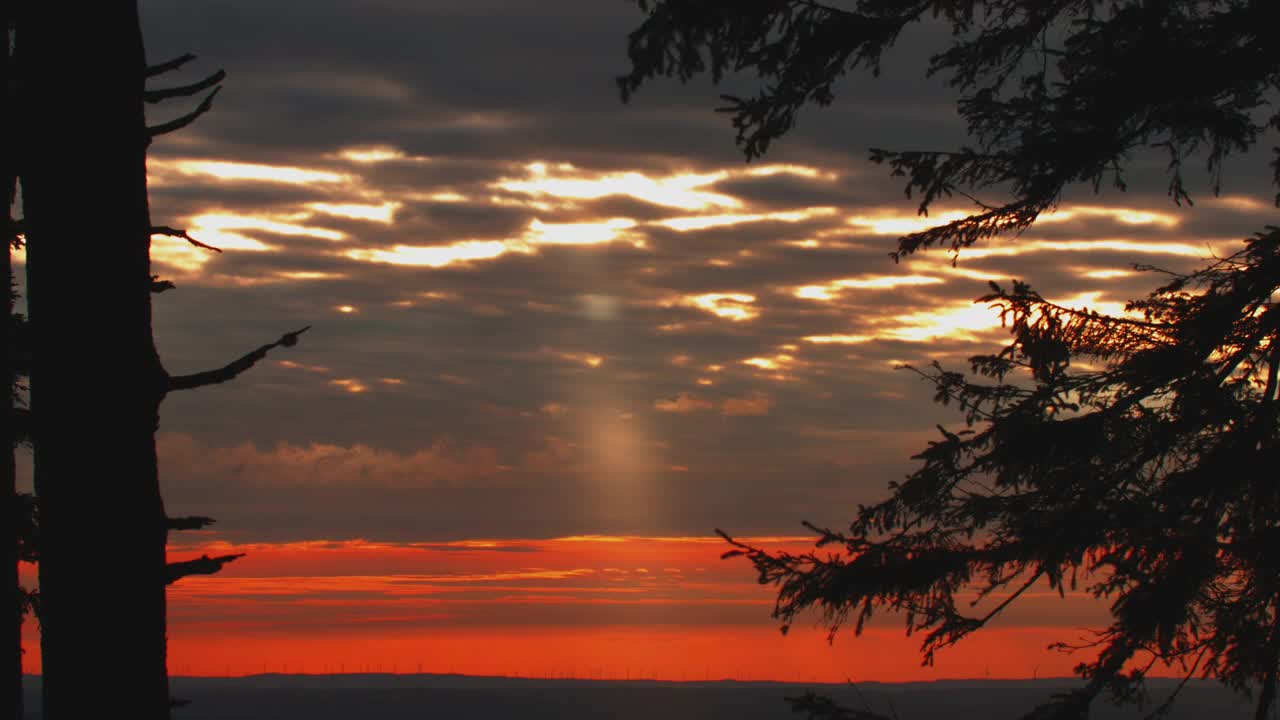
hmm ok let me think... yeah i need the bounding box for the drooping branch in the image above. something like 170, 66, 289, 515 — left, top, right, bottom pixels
167, 326, 311, 392
143, 69, 226, 103
166, 516, 215, 531
165, 554, 244, 585
145, 53, 197, 78
150, 225, 222, 253
146, 87, 221, 138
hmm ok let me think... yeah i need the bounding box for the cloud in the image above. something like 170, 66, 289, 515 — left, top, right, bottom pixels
159, 433, 505, 489
122, 0, 1280, 550
653, 393, 714, 413
721, 391, 772, 417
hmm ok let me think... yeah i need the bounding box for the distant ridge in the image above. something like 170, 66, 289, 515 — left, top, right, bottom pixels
23, 674, 1255, 720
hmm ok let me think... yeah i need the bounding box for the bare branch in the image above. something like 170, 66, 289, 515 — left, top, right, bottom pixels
145, 53, 197, 78
144, 69, 226, 103
150, 225, 222, 253
167, 326, 311, 392
146, 86, 221, 138
165, 553, 244, 585
166, 516, 216, 531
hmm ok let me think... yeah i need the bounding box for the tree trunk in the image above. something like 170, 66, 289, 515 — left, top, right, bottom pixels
15, 4, 171, 718
3, 5, 24, 718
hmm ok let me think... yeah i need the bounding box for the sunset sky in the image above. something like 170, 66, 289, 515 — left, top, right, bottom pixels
16, 0, 1279, 681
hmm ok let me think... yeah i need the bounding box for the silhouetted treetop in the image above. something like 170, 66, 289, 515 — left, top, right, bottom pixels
619, 0, 1280, 257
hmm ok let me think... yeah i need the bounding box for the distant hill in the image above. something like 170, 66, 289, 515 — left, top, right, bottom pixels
22, 674, 1257, 719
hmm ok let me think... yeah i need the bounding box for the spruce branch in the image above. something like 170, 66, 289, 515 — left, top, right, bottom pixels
165, 553, 245, 584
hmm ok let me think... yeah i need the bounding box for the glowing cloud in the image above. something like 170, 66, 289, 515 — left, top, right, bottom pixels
803, 334, 873, 345
846, 204, 1178, 238
795, 274, 944, 301
1080, 268, 1136, 279
330, 378, 368, 393
653, 393, 714, 413
346, 218, 639, 269
742, 357, 787, 370
306, 202, 400, 224
721, 391, 772, 417
346, 240, 517, 268
882, 302, 1004, 343
1039, 205, 1180, 227
654, 207, 836, 232
960, 238, 1214, 259
682, 293, 758, 321
525, 218, 638, 246
847, 210, 971, 236
740, 350, 801, 380
336, 146, 410, 164
556, 351, 604, 368
153, 159, 349, 185
495, 163, 740, 211
741, 164, 832, 179
190, 213, 346, 241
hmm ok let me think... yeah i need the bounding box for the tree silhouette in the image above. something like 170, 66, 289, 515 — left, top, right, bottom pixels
4, 7, 27, 715
620, 2, 1280, 719
13, 5, 305, 717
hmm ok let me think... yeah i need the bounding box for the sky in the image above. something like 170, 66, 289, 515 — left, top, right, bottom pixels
16, 0, 1280, 681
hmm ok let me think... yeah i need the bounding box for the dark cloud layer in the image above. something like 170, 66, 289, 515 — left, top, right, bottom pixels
40, 0, 1262, 544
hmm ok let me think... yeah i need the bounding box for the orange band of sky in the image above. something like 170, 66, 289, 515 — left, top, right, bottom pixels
19, 535, 1171, 681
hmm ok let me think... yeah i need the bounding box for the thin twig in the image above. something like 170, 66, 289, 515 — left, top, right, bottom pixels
144, 69, 226, 103
147, 86, 221, 137
151, 225, 222, 253
145, 53, 197, 78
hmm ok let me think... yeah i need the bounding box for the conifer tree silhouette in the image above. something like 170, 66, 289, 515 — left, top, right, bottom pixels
621, 3, 1280, 718
12, 5, 307, 717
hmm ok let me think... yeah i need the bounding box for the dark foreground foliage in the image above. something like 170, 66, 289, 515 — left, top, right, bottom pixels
620, 2, 1280, 718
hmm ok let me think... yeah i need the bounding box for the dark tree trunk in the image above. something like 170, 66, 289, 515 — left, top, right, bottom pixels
4, 229, 20, 720
15, 4, 171, 718
3, 5, 24, 718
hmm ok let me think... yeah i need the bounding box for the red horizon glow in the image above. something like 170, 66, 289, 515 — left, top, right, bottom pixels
19, 534, 1166, 681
